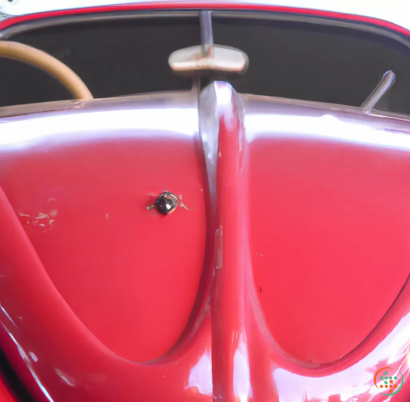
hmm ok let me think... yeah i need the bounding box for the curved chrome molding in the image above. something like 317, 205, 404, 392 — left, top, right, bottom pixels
361, 70, 396, 113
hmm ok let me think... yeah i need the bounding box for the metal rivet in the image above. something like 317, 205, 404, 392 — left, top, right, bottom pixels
148, 192, 178, 215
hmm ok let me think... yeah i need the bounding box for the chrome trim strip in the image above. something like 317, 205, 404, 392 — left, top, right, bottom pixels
2, 90, 410, 124
1, 1, 410, 33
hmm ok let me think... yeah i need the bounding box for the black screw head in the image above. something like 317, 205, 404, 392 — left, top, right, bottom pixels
154, 192, 178, 215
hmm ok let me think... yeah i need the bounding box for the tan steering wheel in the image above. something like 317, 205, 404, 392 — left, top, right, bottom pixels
0, 41, 93, 100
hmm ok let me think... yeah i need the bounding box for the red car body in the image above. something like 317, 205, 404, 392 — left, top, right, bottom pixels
0, 2, 409, 401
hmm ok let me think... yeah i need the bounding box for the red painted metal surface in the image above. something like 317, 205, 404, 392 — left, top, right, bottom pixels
210, 85, 410, 400
2, 128, 206, 363
0, 77, 410, 400
0, 91, 207, 364
0, 3, 409, 394
211, 83, 251, 400
248, 111, 410, 365
0, 92, 213, 402
0, 78, 409, 401
0, 374, 16, 402
206, 84, 410, 400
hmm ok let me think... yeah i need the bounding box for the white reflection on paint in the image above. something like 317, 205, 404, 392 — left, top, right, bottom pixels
55, 369, 76, 387
29, 351, 38, 362
234, 337, 252, 402
272, 314, 410, 402
246, 114, 410, 151
0, 108, 198, 147
185, 350, 212, 396
0, 304, 18, 328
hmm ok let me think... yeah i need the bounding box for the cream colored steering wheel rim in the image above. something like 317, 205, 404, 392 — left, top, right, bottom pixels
0, 41, 93, 100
